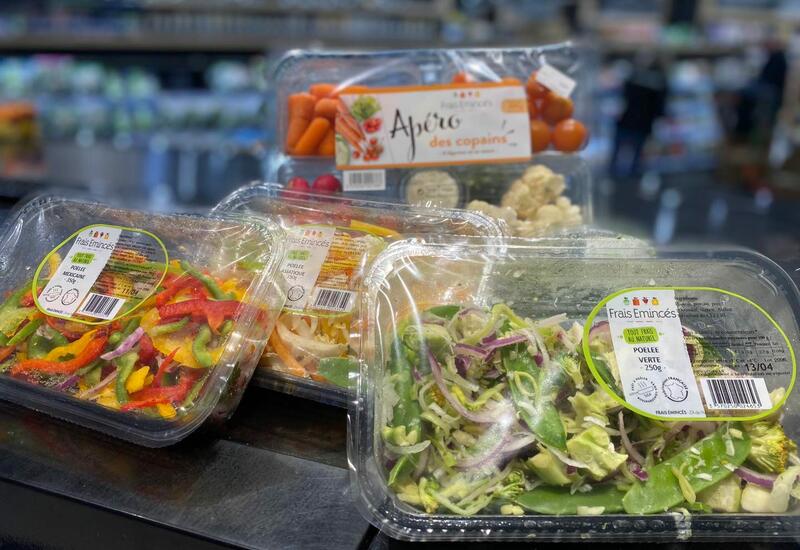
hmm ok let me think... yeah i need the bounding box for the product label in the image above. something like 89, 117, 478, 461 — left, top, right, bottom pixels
280, 225, 378, 315
534, 64, 576, 98
335, 82, 531, 171
34, 224, 168, 324
584, 287, 796, 421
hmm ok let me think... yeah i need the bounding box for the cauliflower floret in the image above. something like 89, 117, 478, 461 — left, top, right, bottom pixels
501, 165, 566, 220
466, 200, 518, 226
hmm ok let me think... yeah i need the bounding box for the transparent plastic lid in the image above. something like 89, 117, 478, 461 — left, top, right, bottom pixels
214, 182, 506, 406
0, 195, 286, 446
351, 238, 800, 540
268, 45, 589, 206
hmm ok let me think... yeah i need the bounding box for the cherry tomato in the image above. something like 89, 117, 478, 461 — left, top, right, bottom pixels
530, 119, 551, 153
552, 119, 588, 153
541, 93, 574, 125
526, 71, 549, 99
528, 98, 540, 119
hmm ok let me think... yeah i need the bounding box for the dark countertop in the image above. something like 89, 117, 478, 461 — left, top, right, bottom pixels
0, 387, 373, 550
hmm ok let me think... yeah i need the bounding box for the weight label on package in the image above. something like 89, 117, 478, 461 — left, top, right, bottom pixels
606, 290, 706, 418
585, 287, 796, 421
335, 82, 531, 171
34, 224, 168, 324
534, 64, 576, 98
280, 225, 380, 315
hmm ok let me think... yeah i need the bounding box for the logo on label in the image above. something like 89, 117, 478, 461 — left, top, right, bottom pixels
630, 376, 658, 403
662, 377, 689, 403
287, 285, 305, 302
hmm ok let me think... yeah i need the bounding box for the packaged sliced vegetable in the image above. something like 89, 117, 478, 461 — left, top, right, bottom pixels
270, 45, 587, 205
351, 237, 800, 540
0, 195, 286, 446
214, 182, 506, 406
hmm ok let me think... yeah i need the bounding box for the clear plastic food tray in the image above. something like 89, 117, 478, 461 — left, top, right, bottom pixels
268, 44, 587, 202
0, 195, 286, 446
351, 237, 800, 541
214, 182, 507, 406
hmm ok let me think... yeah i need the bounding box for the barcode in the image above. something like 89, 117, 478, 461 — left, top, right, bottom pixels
701, 377, 772, 410
78, 292, 125, 319
343, 169, 386, 191
311, 287, 354, 312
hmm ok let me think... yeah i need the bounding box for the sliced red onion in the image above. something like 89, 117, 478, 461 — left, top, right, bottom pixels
457, 429, 512, 469
100, 327, 145, 361
619, 411, 645, 465
629, 461, 649, 481
457, 307, 484, 319
428, 350, 510, 424
588, 321, 611, 344
480, 332, 497, 345
454, 342, 490, 360
384, 439, 431, 456
454, 355, 468, 377
76, 370, 117, 400
482, 334, 527, 351
566, 465, 577, 475
484, 369, 502, 379
412, 367, 422, 382
547, 446, 589, 469
735, 466, 776, 489
534, 352, 543, 366
54, 374, 80, 391
503, 434, 538, 453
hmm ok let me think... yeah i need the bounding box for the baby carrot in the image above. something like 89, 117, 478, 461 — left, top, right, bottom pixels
309, 83, 336, 99
318, 128, 336, 156
286, 93, 316, 152
294, 117, 331, 156
314, 98, 338, 121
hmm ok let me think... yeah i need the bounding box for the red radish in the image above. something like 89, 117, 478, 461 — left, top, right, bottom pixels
286, 177, 310, 191
312, 174, 342, 193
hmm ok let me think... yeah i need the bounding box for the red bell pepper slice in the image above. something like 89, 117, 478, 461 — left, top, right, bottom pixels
138, 333, 156, 365
157, 299, 241, 332
154, 347, 179, 385
121, 368, 202, 410
0, 345, 15, 363
11, 332, 108, 375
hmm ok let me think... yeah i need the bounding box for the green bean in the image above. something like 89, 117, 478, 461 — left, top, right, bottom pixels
150, 317, 189, 337
516, 485, 626, 515
180, 260, 233, 300
622, 428, 751, 514
192, 325, 214, 369
114, 351, 139, 405
7, 317, 43, 346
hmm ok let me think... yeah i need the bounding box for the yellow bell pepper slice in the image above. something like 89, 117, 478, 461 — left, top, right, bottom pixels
125, 366, 151, 394
44, 329, 99, 361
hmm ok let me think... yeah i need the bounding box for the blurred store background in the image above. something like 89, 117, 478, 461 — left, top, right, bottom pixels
0, 0, 798, 277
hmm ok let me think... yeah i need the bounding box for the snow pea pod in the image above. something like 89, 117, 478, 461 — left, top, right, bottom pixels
504, 351, 566, 450
516, 484, 626, 515
622, 428, 751, 514
383, 338, 422, 451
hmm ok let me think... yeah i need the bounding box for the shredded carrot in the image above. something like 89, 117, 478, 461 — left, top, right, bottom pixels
293, 117, 330, 156
268, 330, 307, 378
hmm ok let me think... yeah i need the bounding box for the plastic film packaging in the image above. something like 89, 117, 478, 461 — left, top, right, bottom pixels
351, 237, 800, 540
0, 195, 286, 446
214, 182, 506, 406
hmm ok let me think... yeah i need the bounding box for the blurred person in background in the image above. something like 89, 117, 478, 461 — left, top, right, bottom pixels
609, 52, 668, 179
734, 37, 787, 147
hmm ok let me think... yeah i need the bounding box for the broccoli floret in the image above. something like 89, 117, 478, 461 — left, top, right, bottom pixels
402, 324, 452, 363
745, 421, 797, 474
494, 469, 526, 500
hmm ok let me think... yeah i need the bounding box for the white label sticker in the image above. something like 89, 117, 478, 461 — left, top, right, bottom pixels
606, 290, 706, 418
336, 83, 531, 169
343, 169, 386, 192
701, 377, 772, 410
39, 226, 122, 318
535, 64, 576, 98
280, 226, 335, 312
